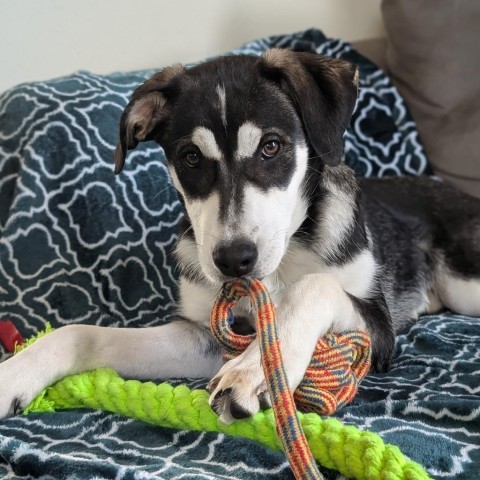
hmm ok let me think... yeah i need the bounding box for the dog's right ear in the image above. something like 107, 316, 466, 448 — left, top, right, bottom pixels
114, 64, 185, 174
259, 49, 358, 166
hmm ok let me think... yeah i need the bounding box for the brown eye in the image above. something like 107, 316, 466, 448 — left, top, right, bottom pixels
184, 151, 201, 168
261, 140, 280, 159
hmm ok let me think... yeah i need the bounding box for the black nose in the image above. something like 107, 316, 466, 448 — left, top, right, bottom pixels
213, 240, 258, 277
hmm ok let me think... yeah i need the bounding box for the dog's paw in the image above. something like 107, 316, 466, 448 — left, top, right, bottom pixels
0, 361, 29, 420
0, 394, 25, 419
0, 346, 50, 420
207, 354, 270, 424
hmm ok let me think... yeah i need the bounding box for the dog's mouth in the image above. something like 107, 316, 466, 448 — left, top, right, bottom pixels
218, 272, 264, 282
209, 267, 263, 285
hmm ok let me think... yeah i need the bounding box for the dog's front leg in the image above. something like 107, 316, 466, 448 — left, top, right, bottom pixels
208, 273, 366, 423
0, 320, 222, 419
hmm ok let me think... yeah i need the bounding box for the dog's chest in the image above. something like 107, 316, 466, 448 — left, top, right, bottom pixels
178, 245, 376, 329
232, 245, 377, 323
273, 244, 376, 297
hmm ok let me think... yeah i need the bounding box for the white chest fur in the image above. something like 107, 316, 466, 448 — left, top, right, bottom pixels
269, 243, 377, 300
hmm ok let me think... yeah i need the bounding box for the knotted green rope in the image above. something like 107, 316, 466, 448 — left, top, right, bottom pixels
19, 326, 431, 480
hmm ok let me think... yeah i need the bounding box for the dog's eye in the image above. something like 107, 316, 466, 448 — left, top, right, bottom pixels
184, 151, 201, 168
261, 140, 280, 159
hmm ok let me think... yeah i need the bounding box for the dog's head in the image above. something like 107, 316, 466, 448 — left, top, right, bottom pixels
115, 49, 358, 284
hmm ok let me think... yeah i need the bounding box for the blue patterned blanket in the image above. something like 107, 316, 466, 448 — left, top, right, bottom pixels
0, 29, 479, 479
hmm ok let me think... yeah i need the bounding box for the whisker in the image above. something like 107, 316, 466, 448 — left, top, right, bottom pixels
306, 215, 321, 227
176, 225, 193, 242
152, 183, 175, 201
307, 146, 338, 161
307, 165, 323, 176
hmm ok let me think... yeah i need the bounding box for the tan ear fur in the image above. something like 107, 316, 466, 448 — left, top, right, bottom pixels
114, 64, 185, 174
260, 49, 358, 166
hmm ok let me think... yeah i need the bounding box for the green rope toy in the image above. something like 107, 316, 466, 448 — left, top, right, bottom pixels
18, 328, 431, 480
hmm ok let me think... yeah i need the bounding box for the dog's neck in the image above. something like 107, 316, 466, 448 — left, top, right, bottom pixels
292, 163, 366, 262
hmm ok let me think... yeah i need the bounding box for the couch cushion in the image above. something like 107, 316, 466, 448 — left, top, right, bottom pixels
351, 37, 388, 72
381, 0, 480, 197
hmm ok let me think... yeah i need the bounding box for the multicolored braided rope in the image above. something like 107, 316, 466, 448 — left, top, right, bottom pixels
210, 277, 372, 480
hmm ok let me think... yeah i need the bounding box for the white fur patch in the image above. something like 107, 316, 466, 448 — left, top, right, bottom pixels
216, 85, 227, 127
192, 127, 222, 161
178, 277, 219, 325
182, 192, 225, 283
278, 242, 377, 300
437, 273, 480, 317
236, 122, 262, 160
327, 249, 377, 299
318, 169, 357, 261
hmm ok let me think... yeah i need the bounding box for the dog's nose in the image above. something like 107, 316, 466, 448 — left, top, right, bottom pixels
213, 240, 258, 277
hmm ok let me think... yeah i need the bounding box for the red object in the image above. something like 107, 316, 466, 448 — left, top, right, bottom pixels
0, 320, 24, 352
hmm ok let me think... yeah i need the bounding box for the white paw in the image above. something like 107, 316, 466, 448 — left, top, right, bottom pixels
207, 351, 270, 424
0, 358, 32, 419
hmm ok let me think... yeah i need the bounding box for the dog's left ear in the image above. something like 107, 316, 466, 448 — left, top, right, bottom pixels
114, 64, 185, 174
259, 49, 359, 166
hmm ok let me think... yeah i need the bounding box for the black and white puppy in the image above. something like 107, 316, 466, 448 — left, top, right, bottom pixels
1, 50, 480, 423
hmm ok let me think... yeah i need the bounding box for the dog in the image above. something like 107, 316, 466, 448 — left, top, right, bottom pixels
1, 49, 480, 424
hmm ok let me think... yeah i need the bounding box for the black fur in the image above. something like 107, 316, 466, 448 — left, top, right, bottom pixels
348, 293, 395, 373
12, 396, 23, 415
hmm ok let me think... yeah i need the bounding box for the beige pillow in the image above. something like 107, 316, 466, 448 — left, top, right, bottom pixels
381, 0, 480, 198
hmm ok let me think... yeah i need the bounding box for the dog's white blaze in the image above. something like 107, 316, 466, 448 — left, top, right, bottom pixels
216, 85, 227, 127
186, 193, 219, 245
236, 122, 263, 160
192, 127, 222, 161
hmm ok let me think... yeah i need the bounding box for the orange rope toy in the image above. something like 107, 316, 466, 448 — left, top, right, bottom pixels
210, 277, 372, 480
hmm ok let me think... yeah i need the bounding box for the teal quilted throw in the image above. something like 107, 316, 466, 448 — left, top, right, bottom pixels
0, 29, 479, 479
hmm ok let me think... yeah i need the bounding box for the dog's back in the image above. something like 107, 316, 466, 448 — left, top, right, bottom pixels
360, 175, 480, 322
